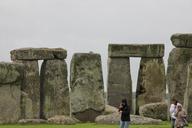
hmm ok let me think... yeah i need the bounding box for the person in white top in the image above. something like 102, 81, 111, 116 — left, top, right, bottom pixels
169, 99, 179, 128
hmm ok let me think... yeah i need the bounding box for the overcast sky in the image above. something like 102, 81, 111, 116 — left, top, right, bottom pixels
0, 0, 192, 91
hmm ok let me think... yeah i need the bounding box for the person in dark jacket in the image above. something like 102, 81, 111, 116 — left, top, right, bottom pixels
119, 99, 131, 128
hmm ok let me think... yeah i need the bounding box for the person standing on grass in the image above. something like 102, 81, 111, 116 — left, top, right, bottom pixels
118, 99, 131, 128
170, 99, 178, 128
175, 104, 188, 128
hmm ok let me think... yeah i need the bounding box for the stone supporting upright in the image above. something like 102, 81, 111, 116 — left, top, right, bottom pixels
0, 62, 24, 123
184, 64, 192, 122
107, 57, 132, 109
70, 53, 105, 122
19, 60, 40, 119
167, 34, 192, 105
40, 59, 69, 119
136, 58, 166, 114
167, 48, 192, 104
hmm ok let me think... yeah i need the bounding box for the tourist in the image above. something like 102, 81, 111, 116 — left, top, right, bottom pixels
175, 104, 188, 128
118, 99, 131, 128
170, 99, 178, 128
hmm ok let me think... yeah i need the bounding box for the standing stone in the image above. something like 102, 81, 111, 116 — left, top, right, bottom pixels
0, 62, 24, 123
136, 58, 166, 114
19, 61, 40, 119
167, 48, 192, 105
107, 58, 132, 109
40, 60, 69, 119
70, 53, 105, 122
184, 64, 192, 122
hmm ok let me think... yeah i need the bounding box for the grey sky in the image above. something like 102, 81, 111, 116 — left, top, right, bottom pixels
0, 0, 192, 91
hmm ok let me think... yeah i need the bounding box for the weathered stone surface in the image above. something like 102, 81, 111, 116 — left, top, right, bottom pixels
70, 53, 105, 122
139, 102, 168, 121
51, 48, 67, 59
136, 58, 166, 114
40, 60, 69, 119
108, 44, 164, 58
19, 60, 40, 119
130, 115, 162, 125
102, 105, 118, 115
184, 64, 192, 122
0, 62, 24, 84
95, 112, 119, 125
171, 33, 192, 48
73, 109, 102, 122
167, 48, 192, 105
95, 112, 162, 125
48, 115, 80, 124
107, 58, 132, 110
18, 119, 47, 124
0, 85, 21, 124
0, 62, 24, 123
10, 48, 67, 60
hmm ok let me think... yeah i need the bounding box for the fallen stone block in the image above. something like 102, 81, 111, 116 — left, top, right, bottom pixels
48, 115, 80, 125
95, 112, 162, 125
18, 119, 47, 124
139, 102, 168, 121
102, 105, 118, 115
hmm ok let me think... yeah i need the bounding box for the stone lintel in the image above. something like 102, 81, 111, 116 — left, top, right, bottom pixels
108, 44, 164, 58
10, 48, 67, 60
171, 33, 192, 48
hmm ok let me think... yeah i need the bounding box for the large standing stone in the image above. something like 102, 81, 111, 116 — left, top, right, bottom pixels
107, 58, 132, 109
0, 62, 24, 123
136, 58, 166, 114
40, 60, 69, 119
184, 64, 192, 122
167, 48, 192, 105
19, 61, 40, 119
70, 53, 105, 122
10, 48, 67, 60
171, 33, 192, 48
108, 44, 164, 58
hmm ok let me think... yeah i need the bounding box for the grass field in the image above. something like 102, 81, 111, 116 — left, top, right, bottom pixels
0, 123, 191, 128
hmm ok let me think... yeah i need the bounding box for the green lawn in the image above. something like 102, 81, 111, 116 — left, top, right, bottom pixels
0, 123, 191, 128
